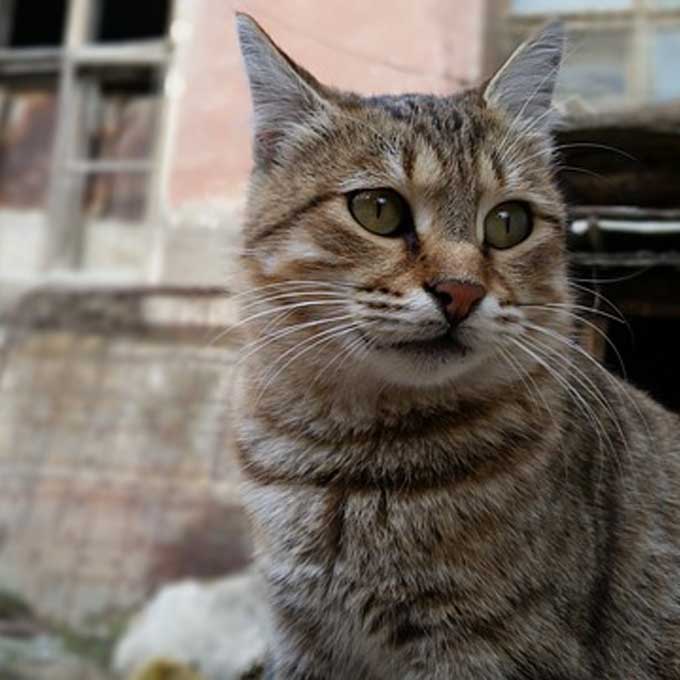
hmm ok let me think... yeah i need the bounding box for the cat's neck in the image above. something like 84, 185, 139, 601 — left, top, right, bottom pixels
241, 351, 556, 436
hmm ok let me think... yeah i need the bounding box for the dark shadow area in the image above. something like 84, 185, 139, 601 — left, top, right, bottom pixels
147, 501, 253, 587
96, 0, 170, 42
605, 315, 680, 411
9, 0, 67, 47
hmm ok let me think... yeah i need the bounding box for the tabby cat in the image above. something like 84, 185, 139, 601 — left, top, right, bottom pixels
234, 12, 680, 679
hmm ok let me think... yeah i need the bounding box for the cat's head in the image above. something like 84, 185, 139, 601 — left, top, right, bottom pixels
236, 13, 570, 391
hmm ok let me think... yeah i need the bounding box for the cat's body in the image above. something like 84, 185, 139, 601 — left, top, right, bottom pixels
240, 356, 680, 680
234, 14, 680, 679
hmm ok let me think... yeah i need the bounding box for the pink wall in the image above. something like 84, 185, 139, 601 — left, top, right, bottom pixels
167, 0, 490, 207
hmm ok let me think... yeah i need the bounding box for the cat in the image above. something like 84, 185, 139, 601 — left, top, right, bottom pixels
233, 12, 680, 680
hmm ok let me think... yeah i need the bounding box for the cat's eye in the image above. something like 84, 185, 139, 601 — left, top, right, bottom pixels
348, 189, 409, 236
484, 201, 533, 250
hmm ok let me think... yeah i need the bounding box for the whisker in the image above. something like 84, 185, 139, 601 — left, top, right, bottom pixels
521, 331, 638, 492
496, 344, 559, 434
227, 279, 356, 303
234, 313, 357, 368
211, 300, 349, 345
525, 329, 626, 438
554, 142, 639, 163
557, 164, 607, 182
568, 280, 627, 322
569, 267, 653, 285
306, 326, 374, 395
520, 302, 626, 326
521, 336, 623, 492
523, 320, 652, 447
238, 290, 348, 312
254, 323, 362, 405
521, 303, 628, 378
506, 335, 613, 461
512, 142, 639, 171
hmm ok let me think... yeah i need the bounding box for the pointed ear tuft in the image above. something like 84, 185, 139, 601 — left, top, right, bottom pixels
484, 20, 565, 131
235, 13, 329, 167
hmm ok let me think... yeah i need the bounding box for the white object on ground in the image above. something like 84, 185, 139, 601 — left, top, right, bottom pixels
113, 570, 269, 680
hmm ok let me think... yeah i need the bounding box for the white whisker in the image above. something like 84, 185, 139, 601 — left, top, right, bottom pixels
254, 322, 362, 405
234, 314, 357, 369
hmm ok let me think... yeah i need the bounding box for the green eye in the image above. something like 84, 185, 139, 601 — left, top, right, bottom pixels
348, 189, 408, 236
484, 201, 533, 249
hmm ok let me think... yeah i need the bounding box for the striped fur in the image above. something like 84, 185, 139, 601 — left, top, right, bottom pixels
234, 14, 680, 679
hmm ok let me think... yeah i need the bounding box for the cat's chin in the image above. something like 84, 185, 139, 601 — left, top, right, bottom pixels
365, 341, 494, 389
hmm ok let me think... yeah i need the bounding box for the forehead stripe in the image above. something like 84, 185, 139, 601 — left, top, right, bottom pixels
489, 148, 507, 187
247, 191, 337, 248
402, 142, 415, 181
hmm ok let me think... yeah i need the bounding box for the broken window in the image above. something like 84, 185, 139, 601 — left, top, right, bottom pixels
4, 0, 68, 48
94, 0, 170, 43
0, 0, 66, 276
0, 81, 58, 275
81, 70, 158, 162
0, 0, 171, 277
69, 66, 161, 273
0, 83, 58, 209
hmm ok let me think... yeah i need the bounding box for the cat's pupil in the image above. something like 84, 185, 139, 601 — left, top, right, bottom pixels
500, 210, 511, 234
375, 198, 385, 219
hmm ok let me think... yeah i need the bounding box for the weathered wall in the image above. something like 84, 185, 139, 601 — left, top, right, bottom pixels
0, 290, 249, 625
166, 0, 489, 208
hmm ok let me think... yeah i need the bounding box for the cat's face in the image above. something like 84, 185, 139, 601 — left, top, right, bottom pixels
237, 15, 570, 390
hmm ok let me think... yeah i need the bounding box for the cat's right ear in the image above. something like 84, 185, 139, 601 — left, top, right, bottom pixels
236, 13, 330, 167
483, 20, 565, 132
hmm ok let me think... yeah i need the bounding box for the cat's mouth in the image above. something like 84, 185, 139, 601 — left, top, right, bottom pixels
383, 332, 469, 357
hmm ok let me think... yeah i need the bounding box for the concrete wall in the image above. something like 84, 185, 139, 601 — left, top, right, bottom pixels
0, 290, 248, 625
166, 0, 489, 208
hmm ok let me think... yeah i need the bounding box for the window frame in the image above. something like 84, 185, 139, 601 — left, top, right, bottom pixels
496, 0, 680, 110
0, 0, 175, 278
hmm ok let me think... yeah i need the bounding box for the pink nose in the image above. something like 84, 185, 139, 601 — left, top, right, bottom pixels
427, 279, 486, 325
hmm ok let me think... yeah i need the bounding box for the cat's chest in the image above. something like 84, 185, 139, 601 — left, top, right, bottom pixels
249, 480, 572, 676
241, 420, 540, 588
241, 426, 584, 676
245, 475, 520, 601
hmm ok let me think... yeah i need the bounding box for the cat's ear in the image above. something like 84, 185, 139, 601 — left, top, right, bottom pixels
236, 12, 331, 166
483, 20, 564, 131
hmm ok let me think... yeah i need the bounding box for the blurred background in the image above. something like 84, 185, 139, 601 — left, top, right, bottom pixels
0, 0, 679, 678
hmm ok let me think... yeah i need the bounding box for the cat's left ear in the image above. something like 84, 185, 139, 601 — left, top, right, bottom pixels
483, 20, 565, 131
236, 12, 332, 167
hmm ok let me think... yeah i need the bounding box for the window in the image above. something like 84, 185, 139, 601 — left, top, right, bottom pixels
6, 0, 68, 48
0, 1, 66, 275
94, 1, 171, 43
652, 26, 680, 99
513, 0, 631, 12
503, 0, 680, 109
74, 67, 161, 273
0, 0, 171, 278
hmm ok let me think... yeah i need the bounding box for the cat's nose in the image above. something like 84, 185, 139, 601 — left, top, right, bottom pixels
426, 279, 486, 326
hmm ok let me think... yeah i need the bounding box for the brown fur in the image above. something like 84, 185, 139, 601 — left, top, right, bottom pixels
234, 14, 680, 679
